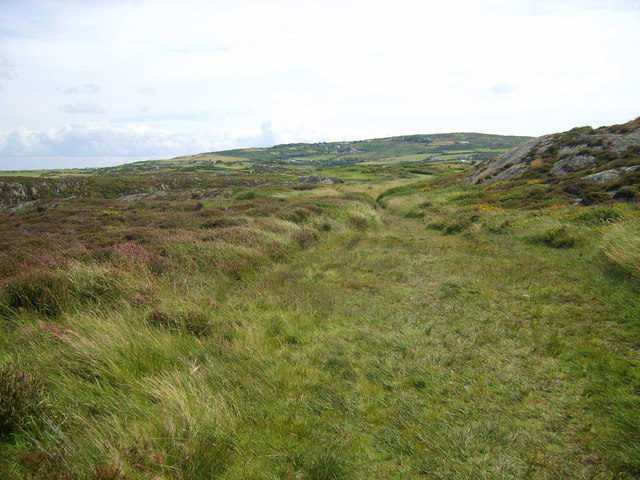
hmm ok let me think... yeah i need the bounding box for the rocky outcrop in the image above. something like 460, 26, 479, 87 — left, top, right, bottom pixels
298, 175, 344, 184
582, 165, 640, 184
0, 179, 82, 210
465, 137, 546, 184
550, 155, 597, 175
465, 117, 640, 188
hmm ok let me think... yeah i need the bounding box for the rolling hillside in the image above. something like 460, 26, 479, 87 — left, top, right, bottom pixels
91, 132, 531, 175
0, 123, 639, 478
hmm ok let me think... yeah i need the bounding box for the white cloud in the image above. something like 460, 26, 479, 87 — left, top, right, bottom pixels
57, 83, 100, 94
0, 122, 296, 169
0, 0, 639, 168
0, 57, 15, 80
0, 124, 204, 158
59, 102, 106, 114
490, 84, 517, 96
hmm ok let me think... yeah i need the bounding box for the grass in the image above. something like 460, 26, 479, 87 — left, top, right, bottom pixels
0, 164, 639, 479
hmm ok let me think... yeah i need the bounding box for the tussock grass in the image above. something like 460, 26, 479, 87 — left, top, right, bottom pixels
603, 221, 640, 281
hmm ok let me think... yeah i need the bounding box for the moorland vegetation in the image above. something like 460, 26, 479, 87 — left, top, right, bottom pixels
0, 123, 639, 479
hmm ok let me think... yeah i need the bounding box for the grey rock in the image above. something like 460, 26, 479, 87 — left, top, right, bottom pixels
582, 165, 640, 184
550, 155, 597, 175
117, 190, 166, 202
609, 131, 640, 152
465, 136, 552, 184
298, 174, 344, 184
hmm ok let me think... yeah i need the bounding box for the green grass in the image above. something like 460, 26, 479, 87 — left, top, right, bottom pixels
0, 167, 639, 479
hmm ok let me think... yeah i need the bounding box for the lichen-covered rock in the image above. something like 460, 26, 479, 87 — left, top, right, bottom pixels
465, 117, 640, 186
582, 165, 640, 184
465, 137, 548, 184
550, 155, 597, 175
298, 175, 344, 184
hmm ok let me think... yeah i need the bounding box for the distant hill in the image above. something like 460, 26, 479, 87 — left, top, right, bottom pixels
92, 132, 531, 175
466, 117, 640, 204
0, 131, 530, 209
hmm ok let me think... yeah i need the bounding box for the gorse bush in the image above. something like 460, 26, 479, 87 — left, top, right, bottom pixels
0, 363, 44, 436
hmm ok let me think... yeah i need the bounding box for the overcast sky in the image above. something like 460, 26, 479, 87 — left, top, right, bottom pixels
1, 0, 639, 170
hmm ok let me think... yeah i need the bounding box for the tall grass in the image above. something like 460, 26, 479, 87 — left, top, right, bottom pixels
603, 221, 640, 281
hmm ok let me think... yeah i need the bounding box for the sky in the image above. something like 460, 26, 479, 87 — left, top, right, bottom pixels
0, 0, 639, 170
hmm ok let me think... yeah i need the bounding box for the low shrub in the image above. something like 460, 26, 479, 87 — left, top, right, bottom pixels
427, 220, 466, 235
485, 218, 512, 234
538, 225, 582, 248
0, 363, 44, 436
292, 229, 319, 249
147, 308, 174, 329
613, 186, 638, 200
348, 215, 370, 231
181, 309, 212, 336
580, 188, 610, 205
427, 212, 478, 235
573, 207, 622, 225
146, 308, 212, 336
278, 207, 314, 224
200, 217, 246, 229
17, 450, 75, 480
4, 269, 70, 317
235, 190, 258, 200
403, 208, 425, 219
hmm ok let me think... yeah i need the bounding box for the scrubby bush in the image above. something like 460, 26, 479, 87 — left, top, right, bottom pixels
292, 229, 319, 249
17, 449, 74, 480
201, 217, 246, 229
0, 363, 44, 436
278, 207, 313, 224
181, 309, 213, 336
235, 190, 258, 200
147, 308, 175, 329
573, 207, 622, 225
403, 208, 425, 219
613, 186, 637, 200
427, 220, 466, 235
580, 188, 610, 205
4, 269, 70, 317
538, 225, 582, 248
485, 218, 512, 234
348, 215, 370, 231
146, 308, 212, 336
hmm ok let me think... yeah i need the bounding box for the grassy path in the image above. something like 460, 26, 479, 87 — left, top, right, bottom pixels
204, 210, 639, 478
